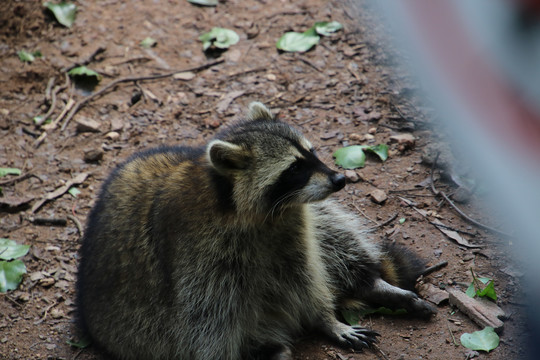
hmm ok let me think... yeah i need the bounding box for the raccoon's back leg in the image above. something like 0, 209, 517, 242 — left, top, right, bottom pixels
364, 278, 436, 318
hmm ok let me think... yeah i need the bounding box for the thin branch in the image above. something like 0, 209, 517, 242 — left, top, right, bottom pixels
36, 74, 70, 126
60, 59, 224, 131
430, 151, 512, 238
30, 217, 67, 226
0, 172, 33, 186
367, 213, 398, 231
418, 261, 448, 277
67, 214, 84, 239
428, 221, 477, 237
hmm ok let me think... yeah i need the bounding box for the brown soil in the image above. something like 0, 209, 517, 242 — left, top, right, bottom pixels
0, 0, 528, 359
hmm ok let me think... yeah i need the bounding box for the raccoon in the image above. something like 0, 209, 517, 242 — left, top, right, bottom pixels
76, 102, 435, 360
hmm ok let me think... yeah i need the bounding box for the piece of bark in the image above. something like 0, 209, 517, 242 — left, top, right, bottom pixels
418, 283, 449, 305
447, 287, 505, 332
31, 173, 88, 213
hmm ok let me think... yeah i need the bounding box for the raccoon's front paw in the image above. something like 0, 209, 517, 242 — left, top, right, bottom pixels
329, 322, 380, 350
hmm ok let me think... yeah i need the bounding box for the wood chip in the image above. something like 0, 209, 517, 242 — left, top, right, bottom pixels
370, 189, 387, 204
418, 283, 449, 305
173, 71, 196, 81
447, 287, 505, 331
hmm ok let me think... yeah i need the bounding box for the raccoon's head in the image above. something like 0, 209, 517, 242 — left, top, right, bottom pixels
206, 102, 345, 216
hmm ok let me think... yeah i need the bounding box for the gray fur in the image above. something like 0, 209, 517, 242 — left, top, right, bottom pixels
76, 102, 434, 360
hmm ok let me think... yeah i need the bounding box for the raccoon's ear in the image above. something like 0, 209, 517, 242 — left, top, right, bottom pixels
207, 140, 251, 173
247, 101, 275, 121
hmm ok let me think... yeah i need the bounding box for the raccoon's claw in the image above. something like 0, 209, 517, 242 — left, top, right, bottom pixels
331, 323, 380, 351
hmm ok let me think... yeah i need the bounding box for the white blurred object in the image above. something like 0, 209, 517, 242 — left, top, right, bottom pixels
357, 0, 540, 356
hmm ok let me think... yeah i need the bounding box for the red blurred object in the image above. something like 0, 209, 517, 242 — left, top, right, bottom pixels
402, 1, 540, 157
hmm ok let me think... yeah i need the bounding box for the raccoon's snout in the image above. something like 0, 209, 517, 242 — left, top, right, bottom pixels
330, 173, 346, 192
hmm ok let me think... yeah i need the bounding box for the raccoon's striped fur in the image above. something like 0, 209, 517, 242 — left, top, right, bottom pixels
76, 102, 435, 360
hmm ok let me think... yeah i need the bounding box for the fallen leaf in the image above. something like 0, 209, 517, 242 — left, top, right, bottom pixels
431, 219, 479, 248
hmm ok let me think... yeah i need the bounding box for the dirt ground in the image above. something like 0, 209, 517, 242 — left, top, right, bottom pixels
0, 0, 529, 359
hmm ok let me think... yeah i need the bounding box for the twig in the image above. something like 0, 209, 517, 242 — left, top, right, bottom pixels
2, 293, 23, 308
60, 59, 224, 131
430, 152, 512, 238
447, 321, 459, 346
53, 97, 75, 130
30, 217, 67, 226
67, 214, 84, 239
31, 173, 88, 214
391, 102, 409, 122
439, 191, 512, 237
352, 203, 379, 226
367, 213, 398, 231
36, 74, 70, 126
62, 46, 106, 72
428, 221, 477, 237
0, 172, 33, 186
72, 349, 84, 360
418, 261, 448, 277
295, 54, 323, 73
34, 300, 58, 325
45, 76, 55, 101
33, 132, 47, 148
261, 10, 310, 21
371, 343, 390, 360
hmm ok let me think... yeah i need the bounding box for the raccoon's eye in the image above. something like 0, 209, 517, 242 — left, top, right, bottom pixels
289, 161, 300, 172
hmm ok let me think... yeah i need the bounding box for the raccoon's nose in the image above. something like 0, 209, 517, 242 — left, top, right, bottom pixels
330, 173, 346, 191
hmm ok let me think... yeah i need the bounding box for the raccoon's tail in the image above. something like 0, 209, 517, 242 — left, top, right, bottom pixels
379, 242, 428, 292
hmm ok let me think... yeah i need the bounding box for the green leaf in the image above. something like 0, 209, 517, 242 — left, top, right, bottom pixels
364, 144, 389, 161
466, 283, 476, 298
33, 115, 51, 125
68, 187, 81, 198
199, 28, 239, 51
187, 0, 218, 6
67, 335, 92, 349
0, 168, 22, 178
341, 309, 360, 326
477, 280, 497, 301
43, 1, 77, 28
276, 31, 320, 52
0, 260, 27, 292
333, 144, 389, 170
18, 50, 42, 63
467, 273, 497, 301
333, 145, 366, 169
0, 238, 30, 260
140, 37, 157, 48
460, 327, 499, 352
68, 66, 101, 80
313, 21, 343, 36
